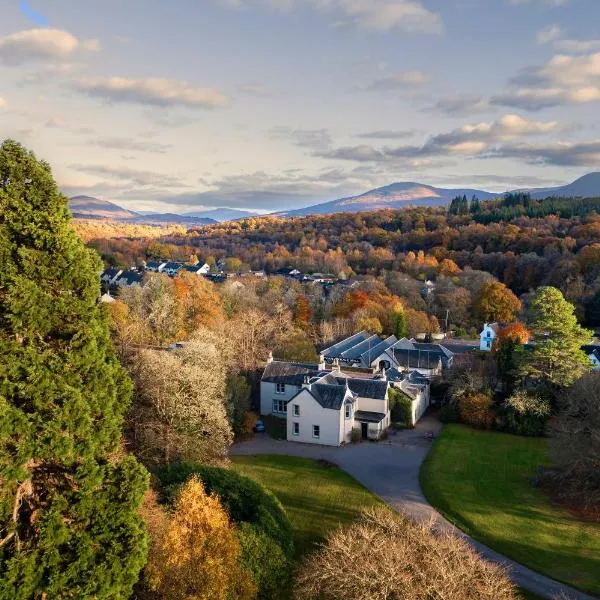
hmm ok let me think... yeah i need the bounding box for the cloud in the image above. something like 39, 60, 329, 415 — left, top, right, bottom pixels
554, 39, 600, 53
362, 70, 431, 91
319, 114, 560, 162
426, 94, 491, 116
356, 130, 416, 139
485, 140, 600, 166
85, 137, 174, 154
270, 126, 333, 151
509, 0, 568, 5
492, 51, 600, 110
0, 28, 99, 65
537, 24, 561, 44
69, 164, 189, 188
73, 77, 230, 109
227, 0, 442, 33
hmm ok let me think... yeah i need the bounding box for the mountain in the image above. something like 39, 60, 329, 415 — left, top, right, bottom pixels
525, 172, 600, 200
276, 182, 499, 217
182, 208, 258, 222
69, 195, 139, 220
132, 213, 217, 226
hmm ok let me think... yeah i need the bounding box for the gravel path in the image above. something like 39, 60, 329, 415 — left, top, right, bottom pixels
231, 415, 596, 600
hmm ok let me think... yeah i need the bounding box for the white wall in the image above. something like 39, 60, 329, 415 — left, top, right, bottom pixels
480, 325, 495, 351
357, 396, 388, 415
287, 389, 345, 446
260, 381, 301, 416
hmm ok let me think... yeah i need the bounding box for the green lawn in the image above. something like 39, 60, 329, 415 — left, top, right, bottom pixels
231, 454, 383, 557
420, 425, 600, 597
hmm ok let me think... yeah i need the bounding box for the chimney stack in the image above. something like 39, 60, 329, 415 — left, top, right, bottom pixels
303, 375, 312, 389
332, 358, 341, 374
267, 351, 274, 364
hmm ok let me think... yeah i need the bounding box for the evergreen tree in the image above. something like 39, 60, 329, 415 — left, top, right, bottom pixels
0, 140, 148, 598
521, 286, 592, 390
395, 310, 407, 339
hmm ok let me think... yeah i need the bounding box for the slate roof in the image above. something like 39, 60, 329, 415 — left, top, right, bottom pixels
392, 349, 442, 370
335, 377, 388, 400
339, 334, 381, 361
116, 271, 143, 286
439, 342, 479, 354
359, 336, 398, 366
311, 384, 349, 410
102, 267, 121, 280
261, 361, 320, 385
354, 410, 386, 423
163, 262, 184, 272
146, 260, 165, 270
321, 331, 371, 358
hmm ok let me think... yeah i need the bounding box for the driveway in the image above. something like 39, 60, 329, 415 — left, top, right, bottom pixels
231, 414, 596, 600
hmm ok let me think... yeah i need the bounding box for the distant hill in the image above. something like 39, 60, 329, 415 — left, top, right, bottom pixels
182, 208, 258, 222
69, 196, 139, 220
523, 173, 600, 200
276, 182, 498, 217
132, 213, 217, 226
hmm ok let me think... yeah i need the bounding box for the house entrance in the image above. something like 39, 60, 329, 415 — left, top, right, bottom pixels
361, 422, 368, 439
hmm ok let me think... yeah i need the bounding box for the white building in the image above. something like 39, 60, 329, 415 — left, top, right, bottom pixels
261, 356, 390, 446
480, 323, 501, 351
583, 345, 600, 371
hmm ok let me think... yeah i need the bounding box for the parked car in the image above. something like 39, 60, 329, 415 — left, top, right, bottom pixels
254, 419, 266, 433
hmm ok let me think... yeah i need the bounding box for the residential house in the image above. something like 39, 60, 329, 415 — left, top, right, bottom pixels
114, 270, 143, 287
582, 345, 600, 371
183, 263, 210, 275
162, 262, 184, 277
480, 323, 503, 351
146, 260, 167, 272
101, 267, 123, 287
387, 369, 431, 425
261, 356, 390, 446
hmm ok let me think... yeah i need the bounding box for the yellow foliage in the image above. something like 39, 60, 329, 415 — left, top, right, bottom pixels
145, 477, 256, 600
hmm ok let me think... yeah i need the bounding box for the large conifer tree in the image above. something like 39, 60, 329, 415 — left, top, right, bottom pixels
0, 140, 148, 598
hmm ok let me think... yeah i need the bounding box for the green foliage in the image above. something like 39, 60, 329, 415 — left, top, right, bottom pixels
227, 374, 252, 436
440, 403, 461, 424
521, 287, 592, 390
394, 310, 407, 339
389, 388, 413, 425
274, 329, 319, 363
0, 139, 148, 598
503, 391, 551, 437
155, 463, 294, 599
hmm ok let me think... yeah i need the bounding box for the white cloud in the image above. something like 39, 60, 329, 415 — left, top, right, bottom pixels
69, 164, 190, 188
493, 51, 600, 110
74, 77, 230, 109
228, 0, 442, 33
537, 24, 561, 44
0, 29, 99, 65
426, 94, 491, 116
362, 70, 431, 91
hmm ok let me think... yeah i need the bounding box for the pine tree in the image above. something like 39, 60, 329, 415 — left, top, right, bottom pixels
0, 140, 148, 598
521, 286, 592, 390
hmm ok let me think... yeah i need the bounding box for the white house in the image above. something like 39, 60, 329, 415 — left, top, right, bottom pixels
101, 267, 123, 287
146, 260, 167, 273
183, 263, 211, 275
261, 356, 390, 446
480, 323, 501, 351
583, 345, 600, 371
387, 369, 431, 426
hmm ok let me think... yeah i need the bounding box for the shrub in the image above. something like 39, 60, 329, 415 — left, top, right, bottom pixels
504, 391, 551, 436
440, 403, 461, 424
350, 428, 362, 444
155, 463, 294, 598
295, 507, 516, 600
389, 388, 413, 425
459, 393, 495, 429
239, 411, 258, 440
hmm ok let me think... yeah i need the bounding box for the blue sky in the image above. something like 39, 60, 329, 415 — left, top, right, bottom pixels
1, 0, 599, 213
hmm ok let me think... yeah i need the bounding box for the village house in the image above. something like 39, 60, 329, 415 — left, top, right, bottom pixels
583, 344, 600, 371
114, 270, 143, 288
145, 260, 167, 273
183, 263, 211, 275
100, 267, 123, 287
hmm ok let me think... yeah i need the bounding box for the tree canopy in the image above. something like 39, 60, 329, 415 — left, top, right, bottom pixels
0, 140, 148, 597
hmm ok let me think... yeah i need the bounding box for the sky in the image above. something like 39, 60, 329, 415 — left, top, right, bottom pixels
1, 0, 600, 214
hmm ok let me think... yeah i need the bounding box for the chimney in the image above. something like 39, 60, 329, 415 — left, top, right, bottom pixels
318, 353, 326, 370
380, 367, 387, 381
303, 375, 312, 389
267, 351, 274, 364
332, 358, 341, 374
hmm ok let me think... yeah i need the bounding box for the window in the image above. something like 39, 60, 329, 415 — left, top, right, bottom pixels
292, 422, 299, 436
272, 399, 287, 414
345, 404, 351, 419
276, 383, 286, 394
312, 425, 320, 439
293, 404, 300, 416
486, 341, 491, 349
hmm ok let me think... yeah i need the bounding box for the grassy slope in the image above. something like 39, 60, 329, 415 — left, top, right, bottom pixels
231, 454, 383, 557
420, 425, 600, 597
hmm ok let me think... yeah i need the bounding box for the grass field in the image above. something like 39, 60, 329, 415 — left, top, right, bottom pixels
231, 454, 383, 556
420, 425, 600, 597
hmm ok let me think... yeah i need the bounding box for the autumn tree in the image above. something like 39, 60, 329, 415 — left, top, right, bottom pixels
145, 477, 255, 600
0, 140, 148, 597
293, 294, 312, 329
521, 287, 592, 390
474, 281, 521, 324
493, 322, 530, 347
295, 507, 515, 600
131, 334, 233, 466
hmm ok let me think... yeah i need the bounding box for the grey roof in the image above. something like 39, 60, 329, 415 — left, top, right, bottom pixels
392, 349, 441, 370
439, 342, 479, 355
183, 264, 202, 272
102, 267, 121, 278
321, 331, 371, 357
146, 260, 165, 269
413, 342, 454, 359
261, 361, 320, 385
335, 377, 388, 400
339, 334, 381, 361
163, 262, 184, 271
116, 271, 143, 285
354, 410, 386, 424
359, 336, 398, 365
311, 384, 349, 410
387, 368, 430, 385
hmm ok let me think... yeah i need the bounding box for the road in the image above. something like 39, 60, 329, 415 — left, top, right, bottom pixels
231, 415, 596, 600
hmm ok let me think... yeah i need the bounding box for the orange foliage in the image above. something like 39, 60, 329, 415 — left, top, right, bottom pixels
493, 322, 530, 349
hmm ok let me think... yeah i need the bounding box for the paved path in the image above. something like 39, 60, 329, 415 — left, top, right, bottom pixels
231, 415, 596, 600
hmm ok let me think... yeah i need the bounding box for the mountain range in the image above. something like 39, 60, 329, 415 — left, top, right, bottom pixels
67, 172, 600, 224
